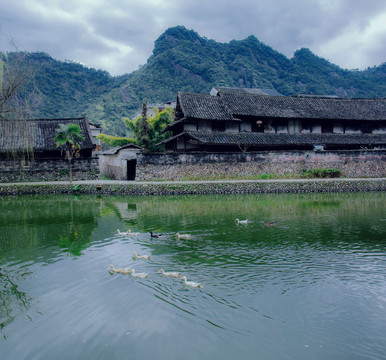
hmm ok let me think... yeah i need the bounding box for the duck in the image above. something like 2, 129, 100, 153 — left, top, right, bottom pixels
130, 269, 148, 279
116, 229, 130, 236
181, 276, 202, 288
132, 251, 151, 260
175, 233, 192, 240
263, 221, 277, 227
107, 264, 133, 275
158, 269, 181, 278
235, 218, 249, 225
128, 230, 140, 236
150, 232, 162, 238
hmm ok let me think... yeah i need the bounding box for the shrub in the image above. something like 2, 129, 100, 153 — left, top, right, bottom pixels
301, 168, 342, 178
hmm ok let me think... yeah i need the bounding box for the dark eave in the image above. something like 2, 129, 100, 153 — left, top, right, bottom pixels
162, 131, 386, 147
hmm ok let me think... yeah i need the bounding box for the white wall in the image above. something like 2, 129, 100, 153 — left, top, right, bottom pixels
184, 123, 197, 131
198, 120, 211, 131
240, 122, 252, 132
226, 121, 239, 132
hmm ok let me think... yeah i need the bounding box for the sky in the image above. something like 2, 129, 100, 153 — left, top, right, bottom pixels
0, 0, 385, 76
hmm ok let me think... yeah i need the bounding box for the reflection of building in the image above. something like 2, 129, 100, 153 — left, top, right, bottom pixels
161, 89, 386, 152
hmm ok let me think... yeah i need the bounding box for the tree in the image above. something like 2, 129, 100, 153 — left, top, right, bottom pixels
0, 50, 34, 120
135, 102, 153, 150
0, 44, 36, 166
54, 123, 85, 184
96, 103, 174, 152
124, 104, 173, 152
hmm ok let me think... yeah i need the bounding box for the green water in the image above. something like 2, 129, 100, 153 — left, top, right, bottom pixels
0, 192, 385, 360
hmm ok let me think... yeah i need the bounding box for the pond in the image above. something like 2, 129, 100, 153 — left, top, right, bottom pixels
1, 192, 385, 360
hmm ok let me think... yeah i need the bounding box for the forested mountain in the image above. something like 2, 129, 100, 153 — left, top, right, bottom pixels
3, 25, 386, 136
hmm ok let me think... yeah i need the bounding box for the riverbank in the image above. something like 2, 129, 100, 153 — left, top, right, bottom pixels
0, 178, 385, 196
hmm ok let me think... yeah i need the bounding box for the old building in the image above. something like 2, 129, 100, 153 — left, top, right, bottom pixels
161, 90, 386, 152
0, 117, 98, 181
0, 117, 95, 159
98, 144, 142, 180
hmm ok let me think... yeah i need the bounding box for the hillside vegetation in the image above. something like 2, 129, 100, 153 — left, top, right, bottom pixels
2, 25, 386, 136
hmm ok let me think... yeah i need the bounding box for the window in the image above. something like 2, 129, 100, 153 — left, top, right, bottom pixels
212, 121, 225, 132
321, 121, 333, 133
252, 120, 264, 133
361, 123, 373, 134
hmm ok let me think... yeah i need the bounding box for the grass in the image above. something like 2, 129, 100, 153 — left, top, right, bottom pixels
99, 174, 113, 180
180, 173, 292, 181
179, 169, 343, 181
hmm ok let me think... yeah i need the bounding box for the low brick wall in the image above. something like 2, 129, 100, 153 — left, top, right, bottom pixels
0, 179, 385, 196
0, 158, 99, 182
135, 150, 386, 180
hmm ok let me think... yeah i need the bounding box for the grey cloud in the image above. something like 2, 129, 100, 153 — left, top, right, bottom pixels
0, 0, 385, 75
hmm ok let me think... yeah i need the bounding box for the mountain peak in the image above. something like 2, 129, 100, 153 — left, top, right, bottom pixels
153, 26, 203, 55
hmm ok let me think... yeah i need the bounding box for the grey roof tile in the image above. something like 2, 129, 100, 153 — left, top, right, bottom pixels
0, 117, 94, 152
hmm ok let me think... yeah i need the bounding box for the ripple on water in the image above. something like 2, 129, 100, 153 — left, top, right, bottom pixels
1, 192, 386, 360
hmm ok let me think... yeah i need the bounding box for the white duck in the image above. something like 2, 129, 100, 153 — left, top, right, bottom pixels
181, 276, 202, 288
158, 269, 181, 278
107, 264, 133, 275
128, 230, 140, 236
235, 218, 249, 225
175, 233, 192, 240
116, 229, 130, 236
130, 269, 148, 279
132, 251, 151, 260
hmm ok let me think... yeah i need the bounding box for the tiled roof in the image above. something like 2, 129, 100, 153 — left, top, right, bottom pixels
213, 87, 284, 96
176, 91, 386, 122
0, 117, 94, 152
219, 92, 386, 121
101, 144, 142, 155
164, 131, 386, 147
177, 92, 235, 121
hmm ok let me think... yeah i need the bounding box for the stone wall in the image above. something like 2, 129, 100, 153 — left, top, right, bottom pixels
0, 158, 99, 182
1, 179, 385, 196
135, 150, 386, 180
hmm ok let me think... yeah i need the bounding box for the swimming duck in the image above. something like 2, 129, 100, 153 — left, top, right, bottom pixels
132, 251, 151, 260
235, 218, 249, 225
107, 264, 133, 275
158, 269, 181, 278
130, 269, 148, 279
128, 230, 140, 236
175, 233, 192, 240
150, 232, 162, 238
263, 221, 277, 227
116, 229, 130, 236
181, 276, 202, 288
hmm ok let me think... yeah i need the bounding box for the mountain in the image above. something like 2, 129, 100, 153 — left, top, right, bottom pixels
3, 25, 386, 136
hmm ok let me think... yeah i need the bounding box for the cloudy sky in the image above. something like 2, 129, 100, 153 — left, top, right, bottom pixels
0, 0, 385, 76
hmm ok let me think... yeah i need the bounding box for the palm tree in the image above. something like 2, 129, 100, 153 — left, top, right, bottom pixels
54, 123, 85, 184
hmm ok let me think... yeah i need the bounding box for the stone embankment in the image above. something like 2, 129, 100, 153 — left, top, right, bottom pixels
0, 178, 385, 196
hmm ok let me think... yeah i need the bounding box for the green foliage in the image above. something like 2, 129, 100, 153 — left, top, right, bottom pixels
123, 106, 173, 152
54, 123, 85, 154
54, 123, 85, 183
96, 133, 136, 147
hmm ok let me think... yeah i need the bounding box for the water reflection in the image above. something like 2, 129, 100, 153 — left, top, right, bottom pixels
0, 192, 385, 360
